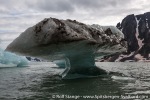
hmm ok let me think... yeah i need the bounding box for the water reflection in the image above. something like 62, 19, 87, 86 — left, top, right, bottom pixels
19, 74, 123, 100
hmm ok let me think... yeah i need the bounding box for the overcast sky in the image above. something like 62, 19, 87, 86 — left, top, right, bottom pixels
0, 0, 150, 41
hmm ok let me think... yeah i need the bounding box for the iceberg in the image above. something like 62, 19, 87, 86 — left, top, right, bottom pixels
6, 18, 126, 78
0, 48, 28, 67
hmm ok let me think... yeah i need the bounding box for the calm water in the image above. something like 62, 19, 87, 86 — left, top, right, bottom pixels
0, 62, 150, 100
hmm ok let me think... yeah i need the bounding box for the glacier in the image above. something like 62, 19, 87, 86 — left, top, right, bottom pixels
0, 48, 28, 67
6, 18, 126, 78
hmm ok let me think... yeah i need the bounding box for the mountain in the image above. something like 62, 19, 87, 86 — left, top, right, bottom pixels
99, 12, 150, 62
26, 57, 46, 62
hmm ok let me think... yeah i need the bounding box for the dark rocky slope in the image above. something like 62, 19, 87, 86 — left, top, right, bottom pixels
99, 12, 150, 62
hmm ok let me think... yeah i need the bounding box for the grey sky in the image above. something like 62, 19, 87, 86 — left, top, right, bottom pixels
0, 0, 150, 41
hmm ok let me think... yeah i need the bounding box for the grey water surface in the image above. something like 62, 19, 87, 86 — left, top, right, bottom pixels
0, 62, 150, 100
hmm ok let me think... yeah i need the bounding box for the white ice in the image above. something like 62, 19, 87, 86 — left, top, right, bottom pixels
0, 48, 28, 67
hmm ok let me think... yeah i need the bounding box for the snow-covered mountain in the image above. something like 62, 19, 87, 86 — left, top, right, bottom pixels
26, 56, 46, 62
99, 12, 150, 62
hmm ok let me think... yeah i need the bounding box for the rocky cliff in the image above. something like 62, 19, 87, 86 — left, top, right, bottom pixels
99, 12, 150, 62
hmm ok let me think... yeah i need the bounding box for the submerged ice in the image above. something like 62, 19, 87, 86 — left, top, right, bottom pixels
0, 48, 28, 67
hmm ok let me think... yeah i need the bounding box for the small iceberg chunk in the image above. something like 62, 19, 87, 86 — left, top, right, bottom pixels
0, 48, 28, 67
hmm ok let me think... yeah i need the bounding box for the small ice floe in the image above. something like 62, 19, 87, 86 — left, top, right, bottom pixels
111, 76, 135, 81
